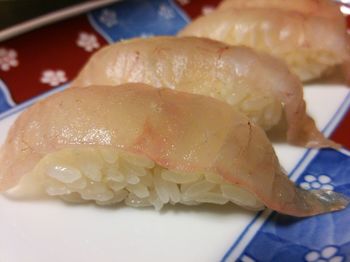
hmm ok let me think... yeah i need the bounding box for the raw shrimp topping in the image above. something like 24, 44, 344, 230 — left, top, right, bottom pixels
0, 84, 348, 216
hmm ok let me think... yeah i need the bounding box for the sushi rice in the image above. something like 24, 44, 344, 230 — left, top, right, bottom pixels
12, 147, 264, 211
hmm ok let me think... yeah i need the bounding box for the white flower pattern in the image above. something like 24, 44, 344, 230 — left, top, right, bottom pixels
140, 33, 154, 38
99, 9, 118, 27
76, 32, 100, 52
0, 48, 18, 71
305, 246, 344, 262
40, 70, 67, 87
300, 174, 334, 190
158, 4, 176, 20
202, 5, 215, 15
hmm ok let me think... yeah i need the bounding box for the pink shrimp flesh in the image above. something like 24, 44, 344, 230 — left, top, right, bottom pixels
71, 36, 338, 148
0, 83, 347, 216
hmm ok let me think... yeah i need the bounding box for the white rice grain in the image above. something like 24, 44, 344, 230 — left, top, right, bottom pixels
47, 165, 82, 183
34, 148, 264, 211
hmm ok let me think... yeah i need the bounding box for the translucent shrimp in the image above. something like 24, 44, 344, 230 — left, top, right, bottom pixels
218, 0, 343, 20
71, 36, 337, 148
179, 1, 349, 82
0, 83, 347, 216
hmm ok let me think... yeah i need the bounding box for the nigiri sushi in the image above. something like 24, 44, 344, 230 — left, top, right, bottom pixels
179, 1, 349, 82
218, 0, 342, 20
71, 36, 337, 148
0, 83, 348, 217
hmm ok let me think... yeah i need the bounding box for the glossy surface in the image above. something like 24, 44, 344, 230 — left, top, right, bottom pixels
179, 1, 349, 81
72, 36, 335, 148
218, 0, 343, 19
0, 83, 348, 216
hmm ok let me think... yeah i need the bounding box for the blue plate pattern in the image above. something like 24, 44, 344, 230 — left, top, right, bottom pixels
223, 148, 350, 262
0, 79, 15, 112
222, 90, 350, 262
88, 0, 189, 43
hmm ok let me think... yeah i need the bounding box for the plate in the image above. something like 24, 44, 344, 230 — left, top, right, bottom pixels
0, 1, 349, 261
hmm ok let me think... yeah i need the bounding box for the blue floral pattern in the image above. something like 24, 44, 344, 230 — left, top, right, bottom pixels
224, 149, 350, 262
88, 0, 188, 43
300, 174, 334, 191
304, 246, 344, 262
99, 9, 118, 28
158, 3, 176, 19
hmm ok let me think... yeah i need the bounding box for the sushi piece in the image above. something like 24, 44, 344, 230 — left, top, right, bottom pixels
0, 83, 348, 216
71, 36, 337, 148
218, 0, 342, 20
178, 1, 349, 82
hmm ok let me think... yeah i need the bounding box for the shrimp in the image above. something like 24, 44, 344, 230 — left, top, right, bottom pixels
218, 0, 343, 20
179, 1, 349, 82
71, 36, 337, 148
0, 83, 347, 216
